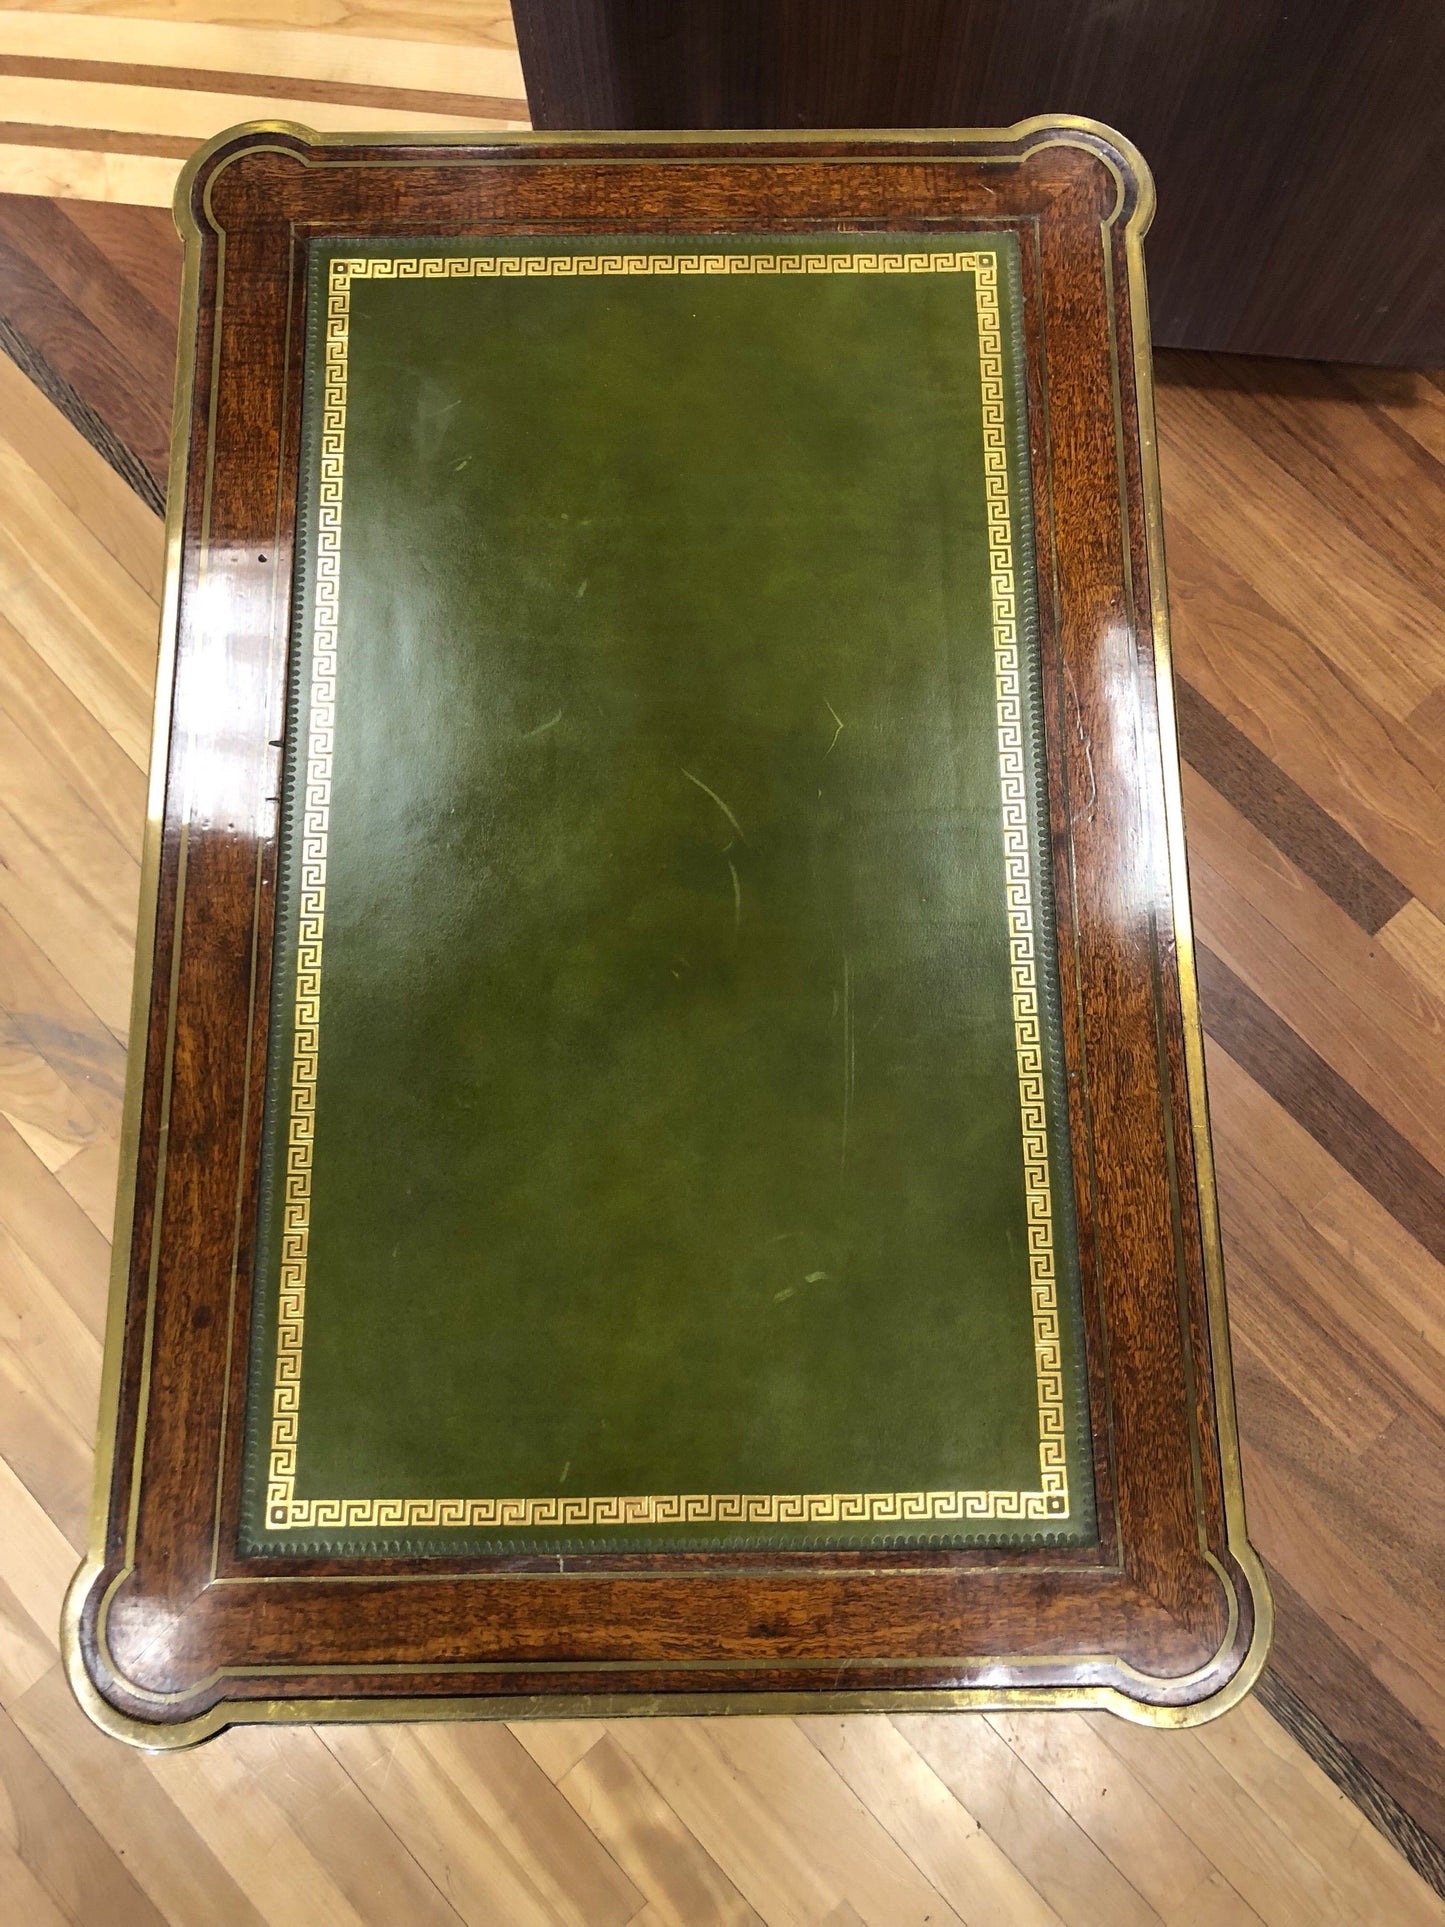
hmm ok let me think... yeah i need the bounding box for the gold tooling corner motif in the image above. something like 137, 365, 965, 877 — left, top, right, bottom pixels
266, 245, 1067, 1532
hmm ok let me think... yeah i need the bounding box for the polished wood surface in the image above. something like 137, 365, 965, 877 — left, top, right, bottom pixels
52, 121, 1265, 1735
512, 0, 1445, 368
0, 137, 1441, 1927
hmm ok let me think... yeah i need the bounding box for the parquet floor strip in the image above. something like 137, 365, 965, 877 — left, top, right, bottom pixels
0, 1700, 167, 1927
1257, 1648, 1445, 1894
0, 136, 179, 206
0, 8, 526, 203
550, 1732, 765, 1927
14, 1664, 273, 1927
891, 1710, 1166, 1927
0, 52, 528, 124
0, 306, 163, 508
1199, 942, 1445, 1268
4, 71, 526, 137
0, 8, 527, 90
1174, 677, 1410, 933
0, 219, 170, 472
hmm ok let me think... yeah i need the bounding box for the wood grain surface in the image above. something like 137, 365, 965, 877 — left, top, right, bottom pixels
0, 7, 1441, 1916
0, 5, 528, 203
57, 124, 1263, 1733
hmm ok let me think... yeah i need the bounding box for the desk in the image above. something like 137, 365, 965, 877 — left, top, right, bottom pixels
66, 119, 1268, 1743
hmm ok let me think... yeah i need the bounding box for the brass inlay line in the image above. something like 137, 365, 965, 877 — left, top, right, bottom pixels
266, 244, 1068, 1532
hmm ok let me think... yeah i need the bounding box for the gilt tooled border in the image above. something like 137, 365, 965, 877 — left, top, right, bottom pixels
265, 245, 1069, 1532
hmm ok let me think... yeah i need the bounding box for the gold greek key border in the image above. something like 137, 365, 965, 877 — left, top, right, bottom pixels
266, 244, 1068, 1533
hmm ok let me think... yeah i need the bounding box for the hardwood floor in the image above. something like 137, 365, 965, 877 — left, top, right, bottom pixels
1, 6, 1443, 1919
0, 6, 527, 204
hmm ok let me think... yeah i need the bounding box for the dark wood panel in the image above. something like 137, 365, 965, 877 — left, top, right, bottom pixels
513, 0, 1445, 365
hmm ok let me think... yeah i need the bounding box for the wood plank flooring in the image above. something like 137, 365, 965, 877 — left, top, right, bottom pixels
0, 6, 527, 205
0, 7, 1442, 1919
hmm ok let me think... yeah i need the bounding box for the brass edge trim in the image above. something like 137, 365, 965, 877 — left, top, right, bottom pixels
170, 113, 1149, 201
83, 1625, 1249, 1714
62, 166, 207, 1721
60, 1672, 1261, 1755
176, 112, 1145, 149
1120, 169, 1273, 1691
68, 119, 1256, 1740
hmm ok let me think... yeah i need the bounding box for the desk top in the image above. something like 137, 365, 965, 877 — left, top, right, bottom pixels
67, 119, 1269, 1743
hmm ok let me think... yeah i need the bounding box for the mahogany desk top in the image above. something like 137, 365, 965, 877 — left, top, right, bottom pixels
65, 119, 1269, 1744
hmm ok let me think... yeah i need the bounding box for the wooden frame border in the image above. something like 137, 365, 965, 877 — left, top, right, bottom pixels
64, 117, 1270, 1746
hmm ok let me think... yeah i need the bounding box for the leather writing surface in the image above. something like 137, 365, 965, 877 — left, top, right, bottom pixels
241, 233, 1096, 1553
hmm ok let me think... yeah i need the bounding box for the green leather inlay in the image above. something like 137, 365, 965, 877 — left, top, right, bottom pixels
240, 233, 1095, 1553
